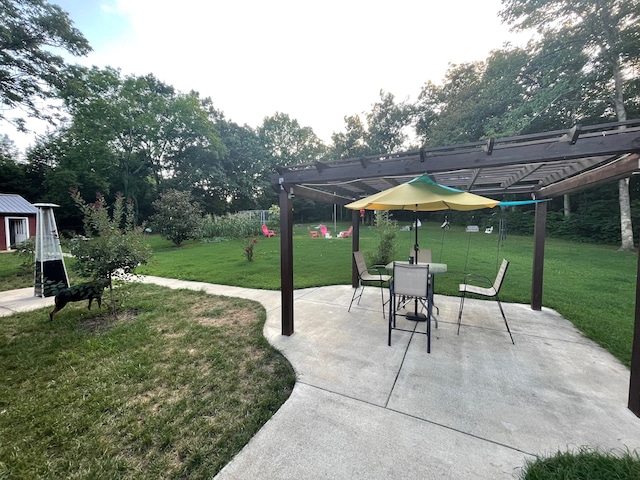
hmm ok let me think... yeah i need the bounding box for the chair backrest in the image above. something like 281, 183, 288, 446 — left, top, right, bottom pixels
320, 225, 328, 236
409, 248, 432, 263
393, 262, 429, 298
262, 225, 269, 233
493, 259, 510, 292
353, 251, 367, 275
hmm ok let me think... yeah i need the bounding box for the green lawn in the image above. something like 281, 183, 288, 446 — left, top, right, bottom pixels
0, 283, 295, 479
131, 222, 637, 366
2, 221, 638, 366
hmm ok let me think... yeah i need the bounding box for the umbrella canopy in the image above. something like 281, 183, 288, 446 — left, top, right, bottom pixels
345, 174, 499, 212
345, 174, 499, 264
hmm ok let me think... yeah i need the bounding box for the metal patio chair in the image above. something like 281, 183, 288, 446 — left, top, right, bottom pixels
349, 251, 392, 317
388, 262, 433, 352
457, 259, 514, 344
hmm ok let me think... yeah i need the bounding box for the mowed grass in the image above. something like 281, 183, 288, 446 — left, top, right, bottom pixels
2, 221, 637, 365
519, 447, 640, 479
135, 222, 637, 365
0, 283, 295, 479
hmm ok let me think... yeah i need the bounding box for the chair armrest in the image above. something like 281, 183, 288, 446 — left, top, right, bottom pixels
462, 273, 493, 286
370, 264, 391, 275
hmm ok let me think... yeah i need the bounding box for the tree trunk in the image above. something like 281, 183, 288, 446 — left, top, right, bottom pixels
563, 194, 570, 218
619, 178, 635, 251
612, 58, 634, 251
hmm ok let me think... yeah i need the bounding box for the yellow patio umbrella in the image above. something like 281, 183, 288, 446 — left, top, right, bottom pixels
345, 174, 499, 261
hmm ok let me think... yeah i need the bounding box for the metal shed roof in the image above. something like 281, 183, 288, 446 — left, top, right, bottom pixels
0, 194, 37, 215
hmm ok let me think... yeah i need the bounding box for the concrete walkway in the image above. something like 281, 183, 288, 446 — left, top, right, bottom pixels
2, 279, 640, 479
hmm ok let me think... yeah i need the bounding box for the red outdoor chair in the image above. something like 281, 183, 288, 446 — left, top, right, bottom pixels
339, 226, 353, 238
261, 225, 275, 237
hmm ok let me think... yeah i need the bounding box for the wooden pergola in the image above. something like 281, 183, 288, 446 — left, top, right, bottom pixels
271, 119, 640, 415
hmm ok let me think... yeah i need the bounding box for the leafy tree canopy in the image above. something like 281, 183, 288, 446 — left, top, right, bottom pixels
0, 0, 91, 129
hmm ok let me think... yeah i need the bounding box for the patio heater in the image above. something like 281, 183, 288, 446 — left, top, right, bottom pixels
33, 203, 69, 297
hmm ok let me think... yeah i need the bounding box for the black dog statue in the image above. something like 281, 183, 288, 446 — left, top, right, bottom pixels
49, 279, 110, 321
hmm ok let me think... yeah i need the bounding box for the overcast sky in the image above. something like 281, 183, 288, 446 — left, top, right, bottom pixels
8, 0, 533, 153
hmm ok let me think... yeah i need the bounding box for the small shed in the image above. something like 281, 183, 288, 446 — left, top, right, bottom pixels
0, 194, 37, 251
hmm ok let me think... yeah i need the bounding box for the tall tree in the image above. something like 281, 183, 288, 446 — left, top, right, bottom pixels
415, 48, 531, 146
365, 90, 413, 153
0, 0, 91, 129
500, 0, 640, 250
55, 66, 225, 219
210, 109, 275, 212
258, 112, 327, 167
330, 114, 371, 159
0, 134, 26, 193
332, 90, 413, 158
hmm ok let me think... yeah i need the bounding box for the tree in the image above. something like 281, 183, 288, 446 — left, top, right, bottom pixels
150, 189, 203, 246
415, 48, 532, 146
0, 0, 91, 129
0, 135, 26, 193
500, 0, 640, 250
258, 112, 327, 167
207, 108, 278, 212
69, 189, 151, 315
365, 90, 413, 153
330, 114, 372, 159
332, 90, 413, 158
54, 66, 225, 220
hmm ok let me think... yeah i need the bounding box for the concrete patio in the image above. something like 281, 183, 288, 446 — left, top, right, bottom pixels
2, 279, 640, 478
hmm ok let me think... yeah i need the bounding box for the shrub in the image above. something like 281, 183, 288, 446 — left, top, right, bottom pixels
368, 212, 398, 266
69, 190, 151, 314
242, 237, 259, 261
150, 189, 204, 246
201, 213, 261, 240
267, 204, 280, 233
13, 237, 35, 272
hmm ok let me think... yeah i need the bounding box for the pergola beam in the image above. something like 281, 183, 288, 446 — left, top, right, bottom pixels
275, 128, 640, 185
289, 184, 355, 205
537, 154, 640, 198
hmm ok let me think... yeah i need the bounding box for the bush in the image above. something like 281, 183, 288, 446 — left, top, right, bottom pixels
151, 189, 204, 246
69, 190, 151, 314
267, 204, 280, 233
368, 212, 398, 266
201, 213, 261, 240
13, 237, 35, 272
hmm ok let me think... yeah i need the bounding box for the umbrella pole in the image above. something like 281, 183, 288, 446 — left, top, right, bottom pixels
464, 216, 475, 272
439, 215, 448, 263
407, 208, 427, 322
414, 210, 419, 263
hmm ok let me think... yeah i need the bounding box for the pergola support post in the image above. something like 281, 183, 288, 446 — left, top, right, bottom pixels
531, 200, 547, 310
351, 209, 360, 287
279, 186, 294, 336
628, 233, 640, 416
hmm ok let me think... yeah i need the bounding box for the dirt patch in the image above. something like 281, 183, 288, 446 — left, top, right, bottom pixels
79, 308, 139, 334
189, 298, 258, 327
